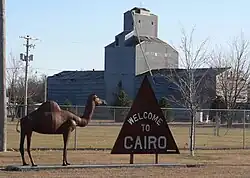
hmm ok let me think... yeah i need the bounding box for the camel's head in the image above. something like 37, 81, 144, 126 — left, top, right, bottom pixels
90, 94, 107, 106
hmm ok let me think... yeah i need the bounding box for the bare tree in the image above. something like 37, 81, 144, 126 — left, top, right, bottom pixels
15, 69, 45, 103
161, 27, 210, 156
6, 52, 23, 100
209, 33, 250, 127
7, 57, 46, 118
210, 33, 249, 108
6, 52, 23, 120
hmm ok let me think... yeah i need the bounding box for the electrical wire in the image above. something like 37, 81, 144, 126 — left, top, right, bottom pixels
131, 10, 156, 84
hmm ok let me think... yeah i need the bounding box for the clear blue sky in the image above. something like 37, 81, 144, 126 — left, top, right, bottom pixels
6, 0, 250, 76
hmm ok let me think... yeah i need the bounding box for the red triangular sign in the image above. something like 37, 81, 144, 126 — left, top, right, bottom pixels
111, 75, 180, 154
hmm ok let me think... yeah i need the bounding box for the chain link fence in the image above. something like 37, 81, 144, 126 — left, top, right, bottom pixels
5, 104, 250, 151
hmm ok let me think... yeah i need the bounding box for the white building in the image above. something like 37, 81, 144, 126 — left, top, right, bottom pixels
216, 69, 248, 104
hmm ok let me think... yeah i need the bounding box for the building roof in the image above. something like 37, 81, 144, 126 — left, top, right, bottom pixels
105, 32, 174, 48
124, 35, 176, 52
137, 67, 230, 77
48, 67, 229, 81
130, 7, 150, 12
129, 35, 168, 46
105, 31, 130, 48
49, 70, 104, 80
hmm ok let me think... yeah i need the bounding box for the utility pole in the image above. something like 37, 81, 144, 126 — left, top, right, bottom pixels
0, 0, 7, 152
19, 35, 38, 116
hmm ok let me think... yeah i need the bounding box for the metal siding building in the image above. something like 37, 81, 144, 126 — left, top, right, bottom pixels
104, 31, 136, 105
47, 71, 105, 105
104, 7, 179, 104
134, 68, 221, 108
134, 68, 224, 121
46, 7, 222, 111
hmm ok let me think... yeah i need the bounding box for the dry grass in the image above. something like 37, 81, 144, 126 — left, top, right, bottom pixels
6, 121, 250, 150
1, 150, 250, 177
2, 121, 250, 177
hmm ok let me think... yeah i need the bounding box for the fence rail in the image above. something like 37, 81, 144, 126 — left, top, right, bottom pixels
5, 104, 250, 151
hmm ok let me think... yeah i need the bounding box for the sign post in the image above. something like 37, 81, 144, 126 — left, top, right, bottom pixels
111, 75, 180, 164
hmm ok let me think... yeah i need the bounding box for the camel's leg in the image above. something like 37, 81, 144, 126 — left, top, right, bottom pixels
26, 131, 37, 167
62, 130, 71, 166
19, 130, 28, 166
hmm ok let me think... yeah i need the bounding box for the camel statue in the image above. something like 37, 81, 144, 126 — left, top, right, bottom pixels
16, 93, 107, 166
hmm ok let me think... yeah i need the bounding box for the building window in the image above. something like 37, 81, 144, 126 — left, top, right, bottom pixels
152, 21, 154, 25
139, 20, 141, 23
115, 37, 119, 46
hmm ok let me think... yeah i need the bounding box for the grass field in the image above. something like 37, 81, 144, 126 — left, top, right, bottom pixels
2, 121, 250, 177
5, 121, 250, 150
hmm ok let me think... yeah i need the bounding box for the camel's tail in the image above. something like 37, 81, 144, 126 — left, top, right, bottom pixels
16, 119, 20, 133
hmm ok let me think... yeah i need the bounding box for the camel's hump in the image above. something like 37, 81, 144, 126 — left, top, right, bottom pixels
38, 100, 61, 112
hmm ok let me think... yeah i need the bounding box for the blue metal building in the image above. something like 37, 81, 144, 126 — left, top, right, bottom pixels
104, 7, 179, 104
47, 7, 224, 110
47, 70, 105, 105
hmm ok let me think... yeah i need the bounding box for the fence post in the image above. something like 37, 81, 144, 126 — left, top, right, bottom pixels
113, 107, 116, 122
213, 112, 220, 136
243, 110, 246, 149
74, 105, 78, 150
164, 108, 167, 121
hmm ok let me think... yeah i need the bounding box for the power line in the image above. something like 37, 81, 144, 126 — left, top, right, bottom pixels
131, 10, 154, 83
19, 35, 39, 116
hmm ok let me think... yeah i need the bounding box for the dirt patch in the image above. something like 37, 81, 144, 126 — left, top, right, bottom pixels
1, 150, 250, 177
1, 166, 250, 178
1, 150, 250, 166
